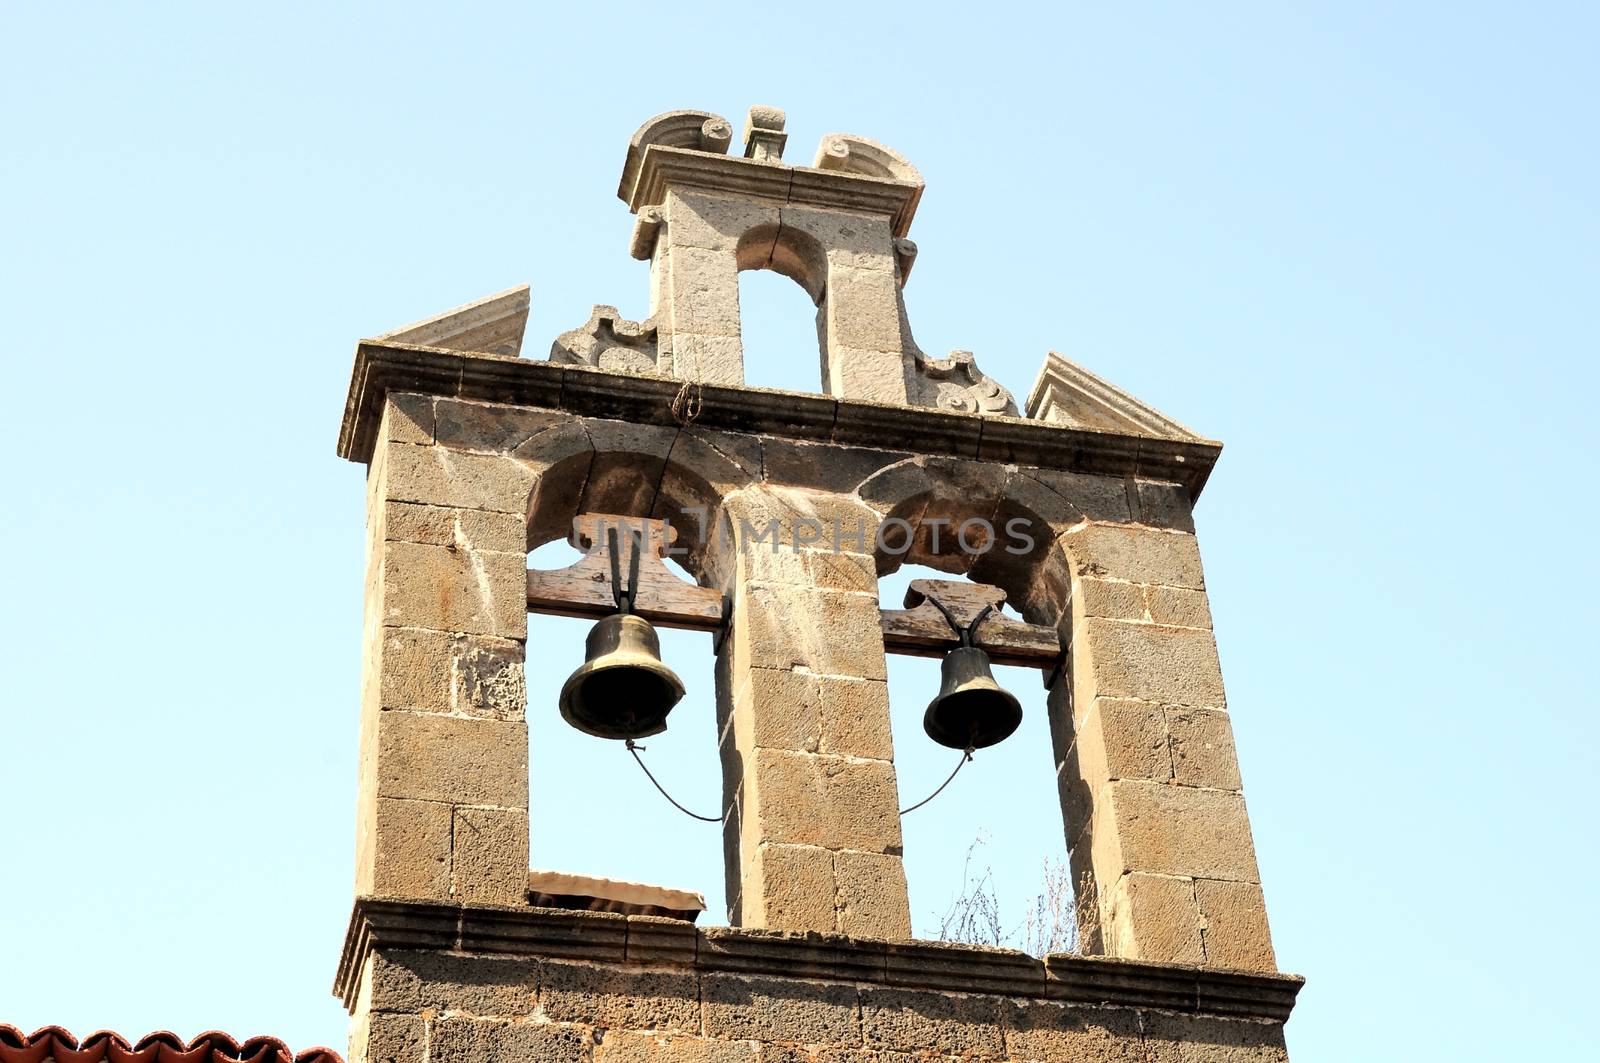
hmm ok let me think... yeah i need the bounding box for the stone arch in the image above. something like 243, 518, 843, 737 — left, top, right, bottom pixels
518, 418, 759, 586
735, 222, 829, 304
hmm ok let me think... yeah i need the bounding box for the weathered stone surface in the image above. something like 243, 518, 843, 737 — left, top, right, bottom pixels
861, 987, 1004, 1055
667, 188, 781, 253
702, 973, 860, 1045
379, 541, 528, 638
817, 677, 895, 761
364, 796, 451, 901
1167, 709, 1242, 790
729, 585, 888, 681
362, 1013, 425, 1063
1062, 525, 1205, 590
433, 398, 567, 453
1003, 1000, 1147, 1062
745, 749, 902, 853
1140, 1014, 1288, 1062
383, 502, 527, 554
1072, 617, 1225, 709
597, 1030, 757, 1063
378, 628, 525, 720
1103, 872, 1205, 966
1144, 586, 1213, 630
382, 441, 534, 515
741, 842, 837, 931
1072, 698, 1172, 785
375, 712, 528, 807
1094, 781, 1261, 883
540, 960, 699, 1031
428, 1016, 589, 1063
451, 805, 529, 905
1133, 479, 1197, 533
367, 950, 538, 1015
1195, 879, 1276, 972
383, 394, 436, 446
833, 850, 911, 940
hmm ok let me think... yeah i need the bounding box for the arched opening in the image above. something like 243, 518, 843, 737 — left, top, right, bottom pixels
878, 561, 1076, 955
735, 222, 829, 394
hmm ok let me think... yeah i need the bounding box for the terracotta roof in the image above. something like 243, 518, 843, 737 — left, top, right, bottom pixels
0, 1028, 341, 1063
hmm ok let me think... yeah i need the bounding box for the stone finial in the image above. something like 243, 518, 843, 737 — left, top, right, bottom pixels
743, 105, 787, 162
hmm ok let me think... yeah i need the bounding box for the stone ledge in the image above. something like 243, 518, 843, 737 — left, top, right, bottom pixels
333, 897, 1301, 1020
337, 342, 1221, 498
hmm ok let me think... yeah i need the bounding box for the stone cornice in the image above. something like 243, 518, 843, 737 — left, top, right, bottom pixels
625, 145, 924, 236
334, 897, 1301, 1022
337, 342, 1222, 499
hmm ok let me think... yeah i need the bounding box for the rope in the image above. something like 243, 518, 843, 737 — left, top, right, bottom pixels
625, 739, 724, 822
900, 746, 975, 816
670, 379, 703, 427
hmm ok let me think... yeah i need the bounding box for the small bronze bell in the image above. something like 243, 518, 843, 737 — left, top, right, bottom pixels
923, 644, 1022, 750
921, 599, 1022, 750
559, 612, 686, 740
558, 524, 686, 740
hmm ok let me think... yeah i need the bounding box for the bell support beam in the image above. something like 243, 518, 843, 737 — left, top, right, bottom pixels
526, 555, 1061, 667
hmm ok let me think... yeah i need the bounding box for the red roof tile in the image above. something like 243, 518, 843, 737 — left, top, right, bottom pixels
0, 1028, 341, 1063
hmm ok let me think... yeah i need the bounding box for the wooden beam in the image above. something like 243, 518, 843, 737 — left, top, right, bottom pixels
525, 525, 1061, 668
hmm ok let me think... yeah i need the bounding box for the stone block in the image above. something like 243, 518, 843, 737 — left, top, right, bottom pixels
702, 973, 860, 1045
1072, 617, 1225, 709
1094, 781, 1261, 882
667, 188, 782, 252
746, 748, 902, 853
1072, 698, 1173, 786
427, 1016, 589, 1063
1144, 586, 1213, 630
1019, 469, 1135, 526
433, 398, 567, 453
1075, 578, 1146, 621
782, 205, 898, 272
364, 796, 451, 900
825, 345, 910, 405
359, 1013, 425, 1063
817, 677, 895, 761
1133, 479, 1198, 533
596, 1030, 757, 1063
726, 667, 824, 754
742, 842, 837, 931
383, 502, 527, 554
1196, 878, 1277, 972
382, 441, 534, 515
1139, 1014, 1288, 1062
539, 959, 699, 1032
739, 546, 878, 594
380, 541, 528, 638
667, 246, 743, 336
833, 849, 911, 939
382, 394, 435, 446
823, 265, 907, 353
366, 950, 537, 1016
668, 333, 745, 385
1103, 872, 1204, 966
729, 585, 888, 681
1062, 524, 1205, 590
376, 712, 529, 807
1166, 709, 1241, 790
1002, 1000, 1146, 1062
378, 628, 525, 720
861, 986, 1003, 1055
451, 805, 530, 905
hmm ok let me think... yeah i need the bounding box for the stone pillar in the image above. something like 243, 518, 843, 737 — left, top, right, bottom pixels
356, 393, 533, 907
709, 485, 911, 938
784, 205, 913, 405
1051, 509, 1277, 971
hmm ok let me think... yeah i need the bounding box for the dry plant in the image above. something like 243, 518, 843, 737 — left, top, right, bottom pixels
936, 836, 1083, 957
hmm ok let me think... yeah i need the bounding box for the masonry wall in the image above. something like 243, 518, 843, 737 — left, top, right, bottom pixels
343, 906, 1294, 1063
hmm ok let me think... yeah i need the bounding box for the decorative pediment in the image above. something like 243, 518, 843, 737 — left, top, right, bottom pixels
1026, 351, 1202, 439
368, 284, 529, 357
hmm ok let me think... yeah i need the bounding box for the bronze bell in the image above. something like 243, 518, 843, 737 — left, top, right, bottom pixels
559, 612, 686, 740
923, 643, 1022, 751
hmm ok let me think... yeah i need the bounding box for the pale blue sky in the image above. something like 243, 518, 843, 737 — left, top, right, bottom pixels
3, 3, 1597, 1060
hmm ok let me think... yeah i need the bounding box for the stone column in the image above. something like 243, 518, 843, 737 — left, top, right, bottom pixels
709, 485, 911, 938
1050, 503, 1277, 971
356, 394, 533, 907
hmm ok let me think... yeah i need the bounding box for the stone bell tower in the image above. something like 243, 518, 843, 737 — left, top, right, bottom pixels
334, 106, 1303, 1061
